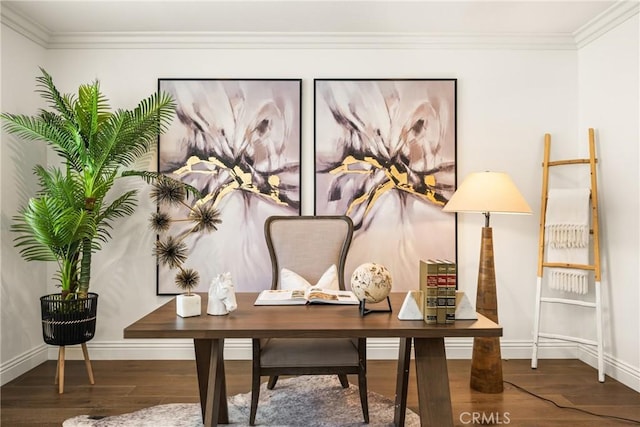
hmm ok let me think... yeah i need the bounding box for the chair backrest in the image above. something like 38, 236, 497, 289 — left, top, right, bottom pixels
265, 215, 354, 291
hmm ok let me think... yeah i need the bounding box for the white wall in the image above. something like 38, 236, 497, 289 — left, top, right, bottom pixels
0, 25, 49, 383
1, 19, 638, 391
577, 15, 640, 391
38, 46, 575, 348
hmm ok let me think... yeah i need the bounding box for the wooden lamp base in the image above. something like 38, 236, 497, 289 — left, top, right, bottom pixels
470, 227, 504, 393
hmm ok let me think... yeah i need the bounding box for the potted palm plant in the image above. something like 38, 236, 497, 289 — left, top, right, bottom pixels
2, 68, 176, 347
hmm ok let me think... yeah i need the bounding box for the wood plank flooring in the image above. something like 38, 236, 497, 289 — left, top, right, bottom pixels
2, 358, 639, 426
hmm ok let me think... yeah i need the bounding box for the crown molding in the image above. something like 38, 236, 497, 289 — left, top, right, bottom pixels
574, 0, 640, 49
43, 31, 577, 50
0, 4, 50, 47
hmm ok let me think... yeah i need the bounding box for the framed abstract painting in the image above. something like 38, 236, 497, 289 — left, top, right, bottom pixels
157, 79, 301, 294
314, 79, 457, 291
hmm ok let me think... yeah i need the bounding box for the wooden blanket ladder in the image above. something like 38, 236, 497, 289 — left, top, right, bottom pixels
531, 128, 604, 382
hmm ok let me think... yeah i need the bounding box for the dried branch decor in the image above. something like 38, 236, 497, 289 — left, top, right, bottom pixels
148, 176, 221, 295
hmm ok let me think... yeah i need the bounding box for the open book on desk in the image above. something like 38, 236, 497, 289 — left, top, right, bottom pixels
254, 287, 360, 306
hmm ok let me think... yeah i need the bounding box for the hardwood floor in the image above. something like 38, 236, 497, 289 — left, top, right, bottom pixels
1, 358, 639, 426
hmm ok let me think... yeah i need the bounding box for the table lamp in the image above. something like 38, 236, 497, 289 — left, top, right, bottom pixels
443, 171, 531, 393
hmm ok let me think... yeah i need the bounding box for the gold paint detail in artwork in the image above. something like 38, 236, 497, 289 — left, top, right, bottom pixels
171, 155, 288, 208
331, 155, 445, 217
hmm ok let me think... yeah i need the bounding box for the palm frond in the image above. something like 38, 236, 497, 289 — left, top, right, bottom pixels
89, 112, 125, 175
0, 111, 89, 173
98, 190, 138, 222
77, 80, 111, 163
33, 166, 85, 208
11, 220, 59, 262
87, 167, 118, 207
93, 191, 138, 244
121, 170, 160, 185
11, 197, 91, 262
1, 113, 70, 144
87, 91, 174, 178
130, 90, 176, 137
39, 111, 85, 171
68, 126, 93, 178
35, 67, 76, 123
102, 92, 175, 169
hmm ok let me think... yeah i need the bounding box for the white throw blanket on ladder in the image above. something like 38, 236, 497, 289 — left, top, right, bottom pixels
545, 188, 591, 294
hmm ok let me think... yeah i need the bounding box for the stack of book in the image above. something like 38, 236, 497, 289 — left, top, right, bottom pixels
419, 259, 457, 324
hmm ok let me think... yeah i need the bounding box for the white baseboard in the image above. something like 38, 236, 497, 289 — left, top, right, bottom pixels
445, 337, 580, 360
44, 338, 407, 361
49, 338, 580, 361
579, 344, 640, 392
506, 338, 579, 360
2, 338, 636, 393
0, 344, 48, 385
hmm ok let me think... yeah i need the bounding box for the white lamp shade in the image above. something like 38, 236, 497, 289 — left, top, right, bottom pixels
442, 171, 532, 214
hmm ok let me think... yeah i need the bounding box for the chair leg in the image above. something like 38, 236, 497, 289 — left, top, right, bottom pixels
81, 343, 95, 385
338, 374, 349, 388
267, 375, 278, 390
358, 371, 369, 423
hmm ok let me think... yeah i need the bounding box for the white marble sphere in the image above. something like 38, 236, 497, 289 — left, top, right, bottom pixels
350, 263, 393, 303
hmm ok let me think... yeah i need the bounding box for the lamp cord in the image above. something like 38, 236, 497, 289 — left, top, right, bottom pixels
504, 380, 640, 424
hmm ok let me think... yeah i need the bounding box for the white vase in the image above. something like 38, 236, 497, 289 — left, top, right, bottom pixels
176, 294, 201, 318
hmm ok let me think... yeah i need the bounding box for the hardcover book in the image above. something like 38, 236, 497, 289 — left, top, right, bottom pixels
445, 260, 457, 324
419, 259, 439, 324
254, 288, 360, 306
436, 261, 448, 324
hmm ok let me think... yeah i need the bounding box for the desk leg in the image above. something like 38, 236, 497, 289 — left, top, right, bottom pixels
194, 339, 229, 426
414, 337, 453, 427
394, 337, 412, 426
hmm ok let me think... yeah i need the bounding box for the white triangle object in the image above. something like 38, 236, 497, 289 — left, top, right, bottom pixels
398, 290, 424, 320
455, 291, 478, 320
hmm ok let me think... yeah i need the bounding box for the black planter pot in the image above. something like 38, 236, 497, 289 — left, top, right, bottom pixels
40, 293, 98, 346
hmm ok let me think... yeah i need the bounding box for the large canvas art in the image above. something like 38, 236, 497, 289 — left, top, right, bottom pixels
158, 79, 301, 294
314, 79, 456, 291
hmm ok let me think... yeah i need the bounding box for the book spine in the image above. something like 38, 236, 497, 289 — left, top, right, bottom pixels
436, 260, 448, 325
445, 260, 457, 324
419, 260, 438, 325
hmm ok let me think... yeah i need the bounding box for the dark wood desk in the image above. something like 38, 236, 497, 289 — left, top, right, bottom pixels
124, 293, 501, 427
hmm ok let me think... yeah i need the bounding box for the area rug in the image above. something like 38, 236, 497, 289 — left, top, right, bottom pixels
63, 375, 420, 426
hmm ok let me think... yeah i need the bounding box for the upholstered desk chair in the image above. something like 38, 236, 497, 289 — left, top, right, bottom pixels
250, 215, 369, 425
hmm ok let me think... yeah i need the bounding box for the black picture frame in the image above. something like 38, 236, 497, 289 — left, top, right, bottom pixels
314, 78, 457, 291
